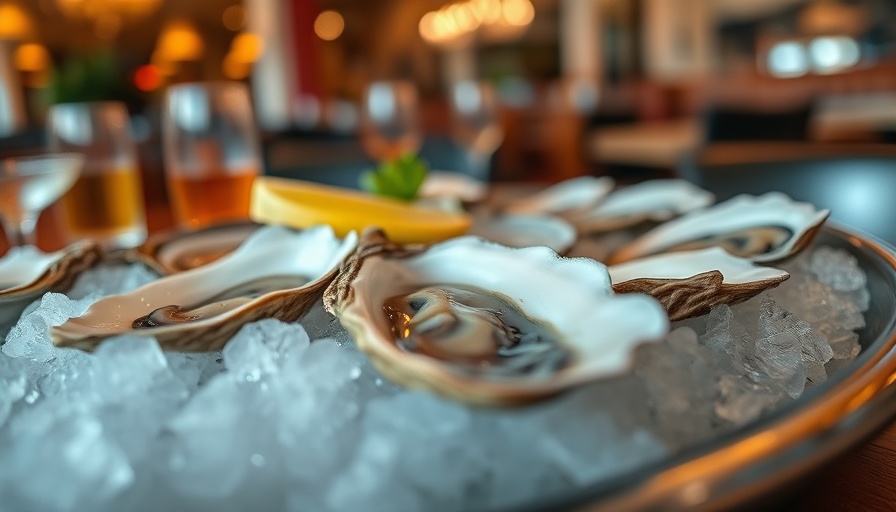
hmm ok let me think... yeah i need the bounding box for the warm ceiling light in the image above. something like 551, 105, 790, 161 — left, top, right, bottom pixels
314, 10, 344, 41
0, 3, 33, 40
222, 53, 251, 80
222, 5, 246, 32
55, 0, 161, 38
502, 0, 535, 27
230, 32, 265, 63
156, 21, 204, 61
419, 12, 440, 43
14, 43, 50, 72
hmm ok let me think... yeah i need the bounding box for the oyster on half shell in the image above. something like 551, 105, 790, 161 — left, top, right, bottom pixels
324, 230, 668, 406
501, 176, 614, 217
571, 179, 715, 234
609, 247, 790, 321
51, 226, 358, 352
1, 241, 100, 328
608, 192, 829, 265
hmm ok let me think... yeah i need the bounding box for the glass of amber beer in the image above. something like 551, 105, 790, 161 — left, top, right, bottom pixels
163, 82, 259, 229
47, 102, 147, 248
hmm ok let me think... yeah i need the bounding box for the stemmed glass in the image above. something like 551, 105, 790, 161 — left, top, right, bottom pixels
450, 81, 503, 181
0, 154, 83, 247
359, 81, 422, 162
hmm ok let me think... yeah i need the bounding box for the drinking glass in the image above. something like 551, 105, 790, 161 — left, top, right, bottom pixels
359, 81, 422, 162
163, 82, 260, 229
450, 80, 503, 181
0, 154, 83, 247
47, 102, 147, 248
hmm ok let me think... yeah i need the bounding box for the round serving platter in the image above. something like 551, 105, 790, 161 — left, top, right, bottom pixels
518, 224, 896, 512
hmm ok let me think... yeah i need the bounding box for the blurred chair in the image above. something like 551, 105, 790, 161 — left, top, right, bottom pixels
679, 143, 896, 245
703, 104, 814, 143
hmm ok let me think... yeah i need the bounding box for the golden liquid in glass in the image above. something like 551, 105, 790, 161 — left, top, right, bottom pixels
168, 170, 256, 228
60, 166, 144, 237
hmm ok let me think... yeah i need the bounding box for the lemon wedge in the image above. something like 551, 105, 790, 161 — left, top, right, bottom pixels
250, 177, 472, 244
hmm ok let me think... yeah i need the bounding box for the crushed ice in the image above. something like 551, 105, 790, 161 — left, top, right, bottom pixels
0, 248, 871, 512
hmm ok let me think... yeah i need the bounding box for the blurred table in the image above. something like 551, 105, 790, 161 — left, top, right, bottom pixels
587, 119, 701, 169
588, 94, 896, 170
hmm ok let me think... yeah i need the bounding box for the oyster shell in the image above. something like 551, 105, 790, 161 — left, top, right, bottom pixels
419, 171, 487, 204
608, 193, 829, 265
0, 241, 100, 328
502, 176, 614, 217
51, 226, 358, 352
324, 230, 668, 406
467, 214, 577, 254
571, 179, 715, 234
123, 222, 259, 275
609, 248, 789, 321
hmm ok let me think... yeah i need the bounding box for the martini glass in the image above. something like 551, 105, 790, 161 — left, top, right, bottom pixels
0, 154, 83, 247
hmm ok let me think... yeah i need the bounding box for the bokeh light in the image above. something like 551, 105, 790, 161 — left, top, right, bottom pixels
222, 5, 246, 32
14, 43, 50, 72
133, 64, 162, 92
314, 10, 345, 41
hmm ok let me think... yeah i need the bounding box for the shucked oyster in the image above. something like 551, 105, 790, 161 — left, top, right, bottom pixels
324, 230, 668, 406
501, 176, 614, 217
570, 179, 715, 234
608, 192, 829, 265
52, 226, 358, 352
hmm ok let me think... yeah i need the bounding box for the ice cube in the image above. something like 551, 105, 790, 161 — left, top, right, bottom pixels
6, 414, 134, 511
0, 352, 26, 426
326, 434, 421, 512
808, 247, 867, 292
223, 319, 310, 382
715, 374, 786, 425
2, 293, 97, 367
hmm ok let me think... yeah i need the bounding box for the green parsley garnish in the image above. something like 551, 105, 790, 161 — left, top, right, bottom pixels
360, 153, 429, 201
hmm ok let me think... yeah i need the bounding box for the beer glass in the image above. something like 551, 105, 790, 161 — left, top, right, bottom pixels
163, 82, 260, 229
48, 102, 147, 248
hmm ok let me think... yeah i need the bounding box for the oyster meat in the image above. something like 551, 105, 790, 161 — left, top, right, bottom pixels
52, 225, 358, 352
571, 179, 715, 234
609, 247, 790, 321
324, 229, 668, 406
609, 192, 829, 264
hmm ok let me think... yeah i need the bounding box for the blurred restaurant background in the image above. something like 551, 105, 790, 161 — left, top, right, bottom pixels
2, 0, 896, 240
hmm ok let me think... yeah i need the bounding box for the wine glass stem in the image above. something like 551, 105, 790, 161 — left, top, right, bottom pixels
468, 152, 491, 181
0, 213, 38, 247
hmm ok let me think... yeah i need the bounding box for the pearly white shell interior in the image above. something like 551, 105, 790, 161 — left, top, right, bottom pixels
0, 246, 63, 294
467, 214, 576, 253
503, 176, 615, 215
613, 192, 830, 263
578, 179, 715, 224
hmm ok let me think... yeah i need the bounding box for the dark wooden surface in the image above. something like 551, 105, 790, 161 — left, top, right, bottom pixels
2, 182, 895, 512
